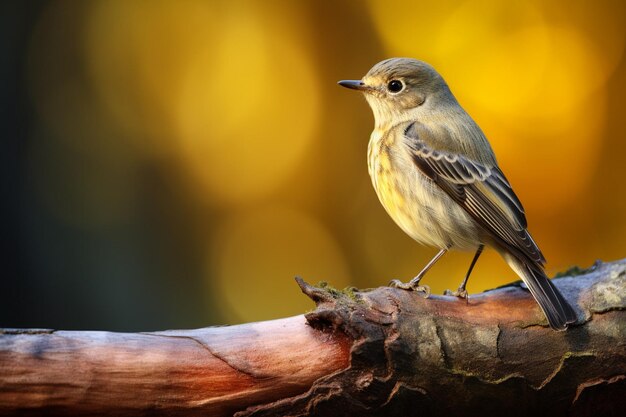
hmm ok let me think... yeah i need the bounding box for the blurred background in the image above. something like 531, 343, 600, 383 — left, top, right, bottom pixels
2, 0, 625, 331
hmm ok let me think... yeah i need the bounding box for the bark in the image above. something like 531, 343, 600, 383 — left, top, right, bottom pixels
1, 259, 625, 417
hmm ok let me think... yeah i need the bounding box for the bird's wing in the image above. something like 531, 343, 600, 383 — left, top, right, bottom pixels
403, 122, 546, 266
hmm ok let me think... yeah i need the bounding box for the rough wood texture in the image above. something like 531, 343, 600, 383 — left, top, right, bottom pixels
1, 259, 625, 416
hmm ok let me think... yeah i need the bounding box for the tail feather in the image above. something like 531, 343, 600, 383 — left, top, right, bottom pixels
505, 255, 577, 330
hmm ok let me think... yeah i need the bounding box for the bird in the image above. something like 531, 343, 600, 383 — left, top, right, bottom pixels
338, 58, 577, 330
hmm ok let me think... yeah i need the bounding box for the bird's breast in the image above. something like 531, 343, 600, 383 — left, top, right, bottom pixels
367, 129, 431, 242
367, 128, 480, 250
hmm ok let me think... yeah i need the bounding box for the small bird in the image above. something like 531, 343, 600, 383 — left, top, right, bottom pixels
338, 58, 576, 330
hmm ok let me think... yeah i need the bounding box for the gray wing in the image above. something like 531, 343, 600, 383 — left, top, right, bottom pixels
404, 122, 546, 266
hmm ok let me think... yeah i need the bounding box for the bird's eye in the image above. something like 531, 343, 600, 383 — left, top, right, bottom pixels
387, 79, 404, 93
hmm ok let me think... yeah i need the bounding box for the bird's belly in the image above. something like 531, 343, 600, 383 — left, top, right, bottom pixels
371, 158, 480, 251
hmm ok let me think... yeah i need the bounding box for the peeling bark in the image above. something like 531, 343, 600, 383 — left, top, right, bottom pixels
243, 260, 626, 417
1, 260, 625, 417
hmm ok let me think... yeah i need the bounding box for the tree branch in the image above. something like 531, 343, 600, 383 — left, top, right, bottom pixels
1, 260, 625, 416
0, 317, 350, 416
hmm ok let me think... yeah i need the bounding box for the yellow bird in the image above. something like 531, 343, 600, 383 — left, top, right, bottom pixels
339, 58, 576, 330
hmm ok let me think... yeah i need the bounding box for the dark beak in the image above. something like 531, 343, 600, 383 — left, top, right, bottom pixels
338, 80, 369, 91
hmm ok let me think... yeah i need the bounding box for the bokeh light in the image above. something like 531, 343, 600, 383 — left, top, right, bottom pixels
4, 0, 626, 330
209, 205, 351, 324
84, 0, 321, 205
173, 9, 321, 206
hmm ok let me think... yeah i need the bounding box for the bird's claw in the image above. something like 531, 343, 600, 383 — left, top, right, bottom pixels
388, 279, 411, 289
389, 279, 431, 298
444, 287, 469, 299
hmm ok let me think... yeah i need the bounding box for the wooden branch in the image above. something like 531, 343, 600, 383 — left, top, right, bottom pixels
1, 259, 625, 416
0, 317, 350, 416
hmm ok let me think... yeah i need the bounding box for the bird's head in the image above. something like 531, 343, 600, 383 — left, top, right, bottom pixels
339, 58, 453, 128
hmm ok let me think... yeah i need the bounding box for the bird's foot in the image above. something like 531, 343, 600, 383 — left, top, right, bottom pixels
444, 287, 469, 300
389, 279, 431, 298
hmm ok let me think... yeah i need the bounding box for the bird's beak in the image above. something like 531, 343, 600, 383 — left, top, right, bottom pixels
338, 80, 371, 92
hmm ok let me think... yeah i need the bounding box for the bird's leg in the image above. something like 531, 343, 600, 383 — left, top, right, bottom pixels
445, 244, 484, 299
389, 247, 448, 296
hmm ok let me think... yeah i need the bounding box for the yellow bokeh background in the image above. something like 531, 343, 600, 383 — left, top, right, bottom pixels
13, 0, 626, 328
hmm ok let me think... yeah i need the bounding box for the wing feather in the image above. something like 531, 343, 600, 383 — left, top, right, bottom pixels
404, 122, 545, 265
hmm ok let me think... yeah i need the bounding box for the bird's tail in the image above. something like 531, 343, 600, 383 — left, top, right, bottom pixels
503, 253, 577, 330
